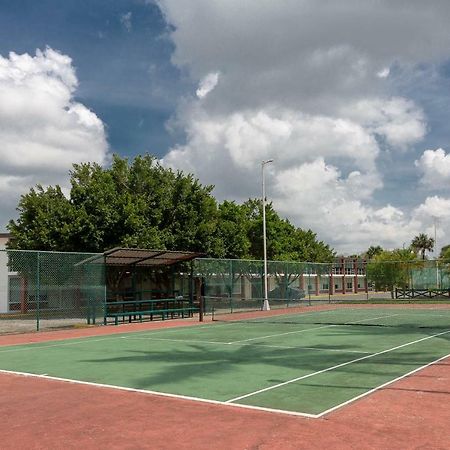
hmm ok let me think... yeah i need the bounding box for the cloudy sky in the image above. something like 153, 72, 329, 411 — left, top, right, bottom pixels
1, 0, 450, 255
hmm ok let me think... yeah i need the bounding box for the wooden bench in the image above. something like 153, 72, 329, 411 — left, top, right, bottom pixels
104, 298, 198, 325
107, 290, 177, 302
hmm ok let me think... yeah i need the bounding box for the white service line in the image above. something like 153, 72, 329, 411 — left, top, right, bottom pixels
0, 314, 279, 353
227, 325, 338, 344
226, 329, 450, 403
0, 312, 400, 354
294, 347, 370, 354
402, 313, 450, 318
316, 351, 450, 418
121, 336, 369, 353
227, 313, 401, 344
0, 368, 318, 419
121, 336, 230, 345
2, 350, 447, 420
0, 336, 123, 353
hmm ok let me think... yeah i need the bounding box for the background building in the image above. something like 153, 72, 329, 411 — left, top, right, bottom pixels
0, 233, 11, 313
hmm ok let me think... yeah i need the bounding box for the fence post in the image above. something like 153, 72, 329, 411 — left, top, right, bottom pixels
189, 260, 194, 307
328, 265, 331, 303
308, 267, 311, 306
36, 251, 40, 332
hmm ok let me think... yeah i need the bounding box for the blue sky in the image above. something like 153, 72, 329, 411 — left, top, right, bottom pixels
0, 0, 188, 155
1, 0, 450, 254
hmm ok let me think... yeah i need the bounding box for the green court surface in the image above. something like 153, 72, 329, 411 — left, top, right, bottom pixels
1, 307, 449, 417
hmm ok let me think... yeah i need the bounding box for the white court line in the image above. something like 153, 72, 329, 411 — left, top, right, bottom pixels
121, 336, 230, 346
0, 312, 400, 354
121, 336, 370, 353
316, 351, 450, 418
0, 368, 318, 419
0, 319, 260, 353
0, 307, 343, 351
225, 329, 450, 403
0, 336, 125, 353
402, 313, 450, 318
290, 346, 369, 354
228, 314, 401, 344
0, 324, 323, 354
1, 350, 448, 420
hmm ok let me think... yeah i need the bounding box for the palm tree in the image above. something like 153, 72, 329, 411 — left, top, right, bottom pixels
411, 233, 434, 260
366, 245, 383, 260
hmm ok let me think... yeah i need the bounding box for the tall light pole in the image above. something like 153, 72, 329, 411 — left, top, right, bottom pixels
433, 216, 439, 288
433, 217, 438, 254
262, 159, 273, 311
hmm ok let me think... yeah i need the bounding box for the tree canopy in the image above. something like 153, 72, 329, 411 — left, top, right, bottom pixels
439, 244, 450, 260
411, 233, 434, 260
366, 249, 417, 296
365, 245, 383, 260
8, 154, 335, 262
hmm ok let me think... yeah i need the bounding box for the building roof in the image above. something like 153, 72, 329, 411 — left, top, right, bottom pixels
104, 247, 203, 267
80, 247, 203, 267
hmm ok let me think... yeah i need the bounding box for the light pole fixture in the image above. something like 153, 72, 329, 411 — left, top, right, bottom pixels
433, 216, 439, 288
262, 159, 273, 311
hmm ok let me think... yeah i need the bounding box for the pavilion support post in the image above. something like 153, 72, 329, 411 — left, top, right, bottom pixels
189, 260, 194, 307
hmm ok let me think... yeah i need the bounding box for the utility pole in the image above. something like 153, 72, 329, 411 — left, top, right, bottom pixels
262, 159, 273, 311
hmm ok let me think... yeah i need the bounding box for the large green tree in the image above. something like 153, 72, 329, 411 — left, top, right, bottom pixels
8, 155, 221, 254
7, 185, 74, 251
8, 154, 335, 262
366, 249, 417, 297
216, 201, 251, 259
241, 199, 334, 262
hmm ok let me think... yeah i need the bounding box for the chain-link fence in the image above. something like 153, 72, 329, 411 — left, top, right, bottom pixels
2, 250, 449, 333
410, 260, 450, 289
195, 257, 450, 316
195, 258, 359, 315
0, 249, 105, 333
366, 258, 450, 298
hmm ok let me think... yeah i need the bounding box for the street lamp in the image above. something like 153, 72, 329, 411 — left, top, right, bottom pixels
433, 216, 439, 288
262, 159, 273, 311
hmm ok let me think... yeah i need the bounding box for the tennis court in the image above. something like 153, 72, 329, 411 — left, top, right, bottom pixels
1, 306, 449, 418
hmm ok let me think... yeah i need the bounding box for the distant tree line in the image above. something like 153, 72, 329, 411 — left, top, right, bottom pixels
364, 232, 450, 296
7, 154, 335, 262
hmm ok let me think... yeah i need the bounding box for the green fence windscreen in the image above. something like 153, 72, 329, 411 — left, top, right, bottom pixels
0, 249, 105, 332
1, 250, 449, 333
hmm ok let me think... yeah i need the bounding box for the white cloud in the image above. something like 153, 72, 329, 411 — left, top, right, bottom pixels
162, 101, 432, 253
165, 107, 380, 171
0, 47, 109, 228
413, 196, 450, 253
157, 1, 450, 114
120, 12, 132, 32
196, 72, 219, 98
415, 148, 450, 189
414, 196, 450, 219
377, 67, 390, 78
339, 98, 426, 149
271, 161, 421, 253
157, 1, 450, 253
373, 205, 404, 222
162, 108, 388, 252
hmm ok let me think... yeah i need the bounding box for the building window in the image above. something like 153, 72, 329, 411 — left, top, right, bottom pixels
8, 276, 21, 311
322, 283, 329, 290
347, 282, 353, 289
